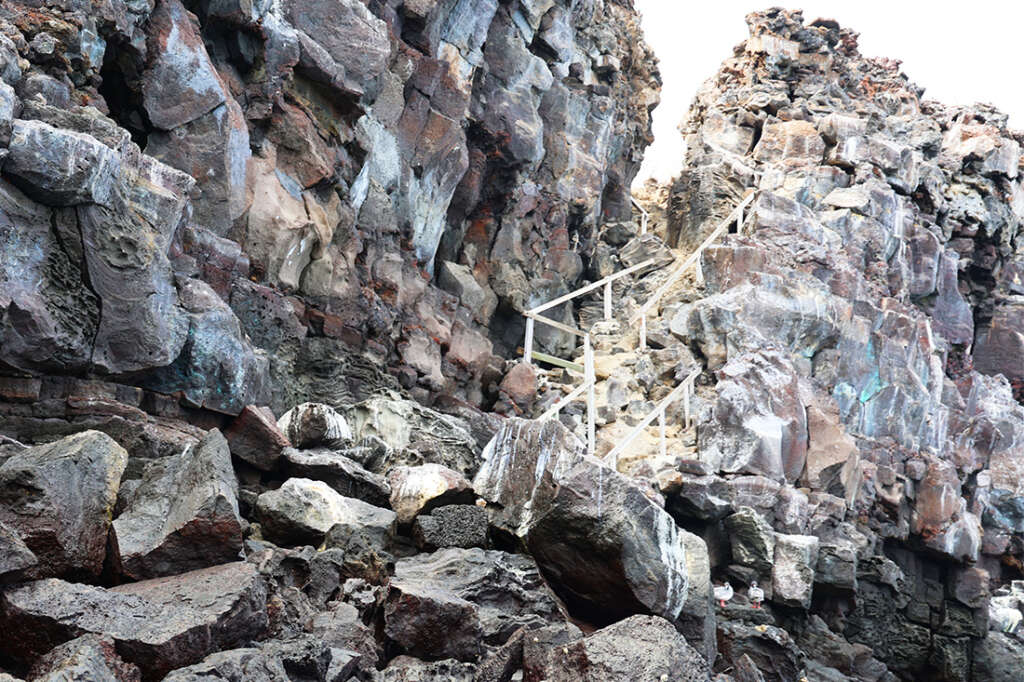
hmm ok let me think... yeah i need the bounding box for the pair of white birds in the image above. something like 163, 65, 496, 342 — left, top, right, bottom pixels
713, 581, 764, 608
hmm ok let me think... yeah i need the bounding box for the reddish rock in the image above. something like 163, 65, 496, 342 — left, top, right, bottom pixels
498, 361, 538, 412
225, 405, 290, 471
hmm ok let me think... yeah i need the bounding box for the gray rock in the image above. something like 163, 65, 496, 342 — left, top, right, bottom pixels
473, 418, 585, 537
771, 533, 819, 609
413, 504, 488, 550
111, 429, 244, 579
439, 261, 498, 325
0, 431, 127, 580
161, 636, 335, 682
27, 634, 141, 682
256, 478, 396, 547
277, 403, 353, 449
725, 507, 776, 574
525, 457, 694, 623
342, 396, 480, 477
4, 119, 121, 206
0, 520, 36, 581
697, 350, 808, 483
522, 615, 709, 681
0, 563, 267, 679
384, 548, 564, 660
283, 447, 391, 507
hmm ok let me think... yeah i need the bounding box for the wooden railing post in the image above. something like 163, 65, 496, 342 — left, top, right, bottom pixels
641, 211, 648, 235
604, 281, 613, 320
684, 382, 692, 430
584, 334, 596, 457
658, 407, 666, 459
523, 317, 535, 365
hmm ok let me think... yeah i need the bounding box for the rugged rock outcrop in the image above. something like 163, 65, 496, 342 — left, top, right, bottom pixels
0, 0, 658, 428
658, 7, 1024, 680
2, 2, 1024, 682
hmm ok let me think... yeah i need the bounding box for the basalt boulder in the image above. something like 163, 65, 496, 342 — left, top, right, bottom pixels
0, 431, 127, 580
111, 429, 244, 580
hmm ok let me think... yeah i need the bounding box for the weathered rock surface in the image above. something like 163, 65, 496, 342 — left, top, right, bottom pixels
27, 634, 141, 682
388, 463, 474, 526
111, 429, 243, 579
523, 615, 710, 681
256, 478, 396, 547
0, 431, 126, 580
384, 548, 563, 661
0, 563, 267, 679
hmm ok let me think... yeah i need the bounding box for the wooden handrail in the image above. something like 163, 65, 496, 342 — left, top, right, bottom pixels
604, 366, 702, 468
626, 188, 757, 327
524, 312, 588, 338
528, 259, 655, 316
631, 195, 650, 235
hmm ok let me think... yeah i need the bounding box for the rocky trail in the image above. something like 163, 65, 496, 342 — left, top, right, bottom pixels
1, 1, 1024, 681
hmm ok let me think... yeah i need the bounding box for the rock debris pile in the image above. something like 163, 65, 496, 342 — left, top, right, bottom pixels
1, 2, 1024, 682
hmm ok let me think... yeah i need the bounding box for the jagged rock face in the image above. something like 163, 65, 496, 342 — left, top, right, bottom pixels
0, 0, 658, 425
663, 7, 1024, 679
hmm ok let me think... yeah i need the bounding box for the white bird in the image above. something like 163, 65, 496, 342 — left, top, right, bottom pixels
749, 581, 765, 609
713, 582, 734, 607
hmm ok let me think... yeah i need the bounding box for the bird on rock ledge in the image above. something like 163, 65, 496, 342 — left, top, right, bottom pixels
749, 581, 765, 609
713, 582, 734, 607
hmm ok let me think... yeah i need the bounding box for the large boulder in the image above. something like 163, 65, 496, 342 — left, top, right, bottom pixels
472, 418, 585, 537
224, 406, 290, 472
111, 429, 244, 579
277, 403, 352, 449
4, 119, 121, 206
522, 615, 710, 681
771, 533, 820, 609
342, 396, 479, 476
0, 431, 127, 580
282, 448, 391, 507
255, 478, 396, 547
525, 457, 696, 623
27, 634, 141, 682
385, 548, 563, 661
388, 463, 474, 526
0, 563, 267, 679
697, 350, 808, 483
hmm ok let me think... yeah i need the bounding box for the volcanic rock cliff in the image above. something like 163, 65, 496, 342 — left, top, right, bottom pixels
2, 3, 1024, 682
0, 0, 658, 421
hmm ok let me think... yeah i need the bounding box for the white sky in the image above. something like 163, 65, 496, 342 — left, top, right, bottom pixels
633, 1, 1024, 184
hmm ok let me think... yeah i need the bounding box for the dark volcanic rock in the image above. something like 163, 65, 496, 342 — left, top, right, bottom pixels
282, 447, 391, 507
0, 431, 127, 580
28, 634, 141, 682
384, 548, 564, 661
523, 615, 709, 681
161, 636, 336, 682
0, 520, 37, 582
224, 406, 290, 472
412, 504, 488, 550
0, 562, 267, 679
111, 429, 244, 579
525, 457, 697, 624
